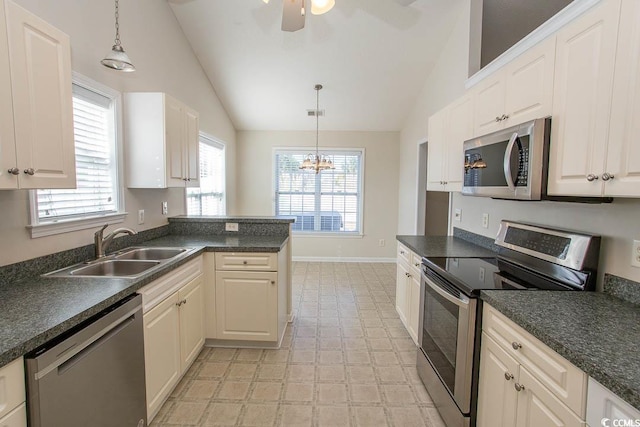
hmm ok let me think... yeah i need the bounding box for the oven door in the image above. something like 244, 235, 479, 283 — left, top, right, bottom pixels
420, 269, 476, 414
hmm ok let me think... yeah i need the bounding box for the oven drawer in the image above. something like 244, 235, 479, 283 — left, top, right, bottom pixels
483, 304, 587, 417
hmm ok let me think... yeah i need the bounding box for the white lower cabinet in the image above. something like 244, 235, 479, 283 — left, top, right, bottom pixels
395, 243, 420, 345
0, 358, 25, 427
139, 257, 205, 422
587, 378, 640, 427
0, 404, 26, 427
478, 304, 588, 427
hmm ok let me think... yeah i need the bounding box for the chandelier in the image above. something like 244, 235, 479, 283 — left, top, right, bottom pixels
300, 84, 335, 174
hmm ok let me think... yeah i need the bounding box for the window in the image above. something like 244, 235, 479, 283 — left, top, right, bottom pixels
186, 134, 226, 215
274, 149, 364, 234
29, 75, 123, 237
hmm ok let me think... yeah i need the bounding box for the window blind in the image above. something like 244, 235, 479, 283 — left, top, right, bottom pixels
187, 137, 226, 215
275, 150, 363, 233
36, 84, 118, 221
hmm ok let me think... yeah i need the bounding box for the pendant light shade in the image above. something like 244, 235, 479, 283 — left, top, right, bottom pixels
311, 0, 336, 15
299, 84, 335, 174
101, 0, 135, 72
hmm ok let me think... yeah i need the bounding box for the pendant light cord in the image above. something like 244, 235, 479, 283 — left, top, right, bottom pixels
114, 0, 121, 47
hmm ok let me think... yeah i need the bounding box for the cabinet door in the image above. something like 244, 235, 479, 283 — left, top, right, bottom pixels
215, 271, 278, 341
548, 0, 621, 196
477, 333, 519, 427
0, 403, 26, 427
179, 275, 205, 373
6, 1, 75, 189
165, 95, 186, 187
515, 367, 584, 427
605, 0, 640, 197
444, 95, 473, 191
407, 273, 421, 345
184, 106, 199, 186
504, 36, 555, 126
0, 0, 16, 189
143, 292, 181, 421
426, 109, 446, 191
473, 71, 506, 136
395, 261, 409, 325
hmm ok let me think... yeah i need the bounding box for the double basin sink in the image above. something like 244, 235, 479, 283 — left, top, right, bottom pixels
45, 247, 193, 278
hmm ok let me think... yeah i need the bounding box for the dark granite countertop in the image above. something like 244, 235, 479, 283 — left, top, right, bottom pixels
396, 235, 496, 258
481, 290, 640, 411
0, 234, 288, 368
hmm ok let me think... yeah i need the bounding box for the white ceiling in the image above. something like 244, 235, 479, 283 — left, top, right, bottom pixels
168, 0, 465, 131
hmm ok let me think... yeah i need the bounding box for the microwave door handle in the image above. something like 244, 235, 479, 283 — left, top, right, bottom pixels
424, 276, 470, 308
503, 132, 518, 191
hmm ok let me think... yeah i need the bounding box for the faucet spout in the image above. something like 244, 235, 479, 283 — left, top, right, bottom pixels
94, 225, 137, 258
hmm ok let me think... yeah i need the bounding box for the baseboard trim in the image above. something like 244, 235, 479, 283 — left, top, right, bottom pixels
292, 256, 396, 263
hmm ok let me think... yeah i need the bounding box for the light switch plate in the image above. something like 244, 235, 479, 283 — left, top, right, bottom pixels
225, 222, 239, 232
482, 213, 489, 229
454, 209, 462, 222
162, 201, 168, 215
138, 210, 145, 225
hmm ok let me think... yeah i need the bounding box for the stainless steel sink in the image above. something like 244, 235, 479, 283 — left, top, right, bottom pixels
115, 247, 187, 261
68, 260, 161, 277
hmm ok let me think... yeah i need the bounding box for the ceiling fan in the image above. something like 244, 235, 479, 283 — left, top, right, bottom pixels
263, 0, 418, 32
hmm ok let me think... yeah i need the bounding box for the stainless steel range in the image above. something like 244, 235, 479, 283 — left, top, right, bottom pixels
417, 220, 601, 427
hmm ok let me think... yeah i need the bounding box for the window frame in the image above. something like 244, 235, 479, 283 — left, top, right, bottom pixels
273, 147, 365, 238
185, 132, 226, 216
27, 72, 126, 238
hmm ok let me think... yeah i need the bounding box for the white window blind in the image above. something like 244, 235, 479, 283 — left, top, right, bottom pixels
275, 150, 363, 234
187, 136, 226, 215
35, 84, 118, 222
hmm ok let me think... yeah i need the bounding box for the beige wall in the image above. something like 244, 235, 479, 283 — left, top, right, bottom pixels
0, 0, 236, 267
236, 131, 399, 260
397, 0, 471, 235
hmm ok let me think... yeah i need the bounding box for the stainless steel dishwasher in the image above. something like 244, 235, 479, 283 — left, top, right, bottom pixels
26, 294, 147, 427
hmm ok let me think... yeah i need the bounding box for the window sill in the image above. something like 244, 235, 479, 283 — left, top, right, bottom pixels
28, 212, 128, 238
292, 232, 363, 238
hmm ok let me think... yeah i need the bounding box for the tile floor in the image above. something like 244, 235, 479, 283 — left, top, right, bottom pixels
150, 262, 445, 426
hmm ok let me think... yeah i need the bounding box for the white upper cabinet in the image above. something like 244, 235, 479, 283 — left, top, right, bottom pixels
547, 0, 621, 196
125, 92, 199, 188
427, 94, 472, 192
603, 0, 640, 197
473, 37, 555, 137
0, 0, 75, 190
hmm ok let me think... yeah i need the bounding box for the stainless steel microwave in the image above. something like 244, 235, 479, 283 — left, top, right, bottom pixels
462, 117, 551, 200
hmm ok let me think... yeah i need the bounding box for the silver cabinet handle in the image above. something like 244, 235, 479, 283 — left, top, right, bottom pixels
414, 263, 420, 267
7, 168, 19, 175
514, 383, 525, 392
176, 301, 182, 307
504, 372, 514, 381
495, 116, 502, 122
501, 114, 510, 121
24, 168, 35, 175
405, 272, 411, 278
511, 342, 522, 350
601, 173, 614, 181
399, 251, 405, 255
243, 260, 248, 265
271, 280, 275, 285
586, 174, 599, 182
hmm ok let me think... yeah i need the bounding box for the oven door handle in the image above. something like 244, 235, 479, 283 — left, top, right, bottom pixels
424, 276, 469, 308
503, 132, 519, 191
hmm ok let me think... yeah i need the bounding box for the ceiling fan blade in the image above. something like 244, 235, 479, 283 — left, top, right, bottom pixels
282, 0, 305, 32
394, 0, 418, 6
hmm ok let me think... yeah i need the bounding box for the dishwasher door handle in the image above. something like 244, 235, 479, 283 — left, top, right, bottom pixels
33, 306, 140, 381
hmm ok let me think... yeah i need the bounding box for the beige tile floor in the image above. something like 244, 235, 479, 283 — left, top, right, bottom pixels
150, 262, 446, 427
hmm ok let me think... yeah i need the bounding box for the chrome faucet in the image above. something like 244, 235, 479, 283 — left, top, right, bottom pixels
94, 224, 137, 258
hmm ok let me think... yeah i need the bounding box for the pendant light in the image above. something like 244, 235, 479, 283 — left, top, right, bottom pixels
101, 0, 135, 72
311, 0, 336, 15
300, 84, 335, 174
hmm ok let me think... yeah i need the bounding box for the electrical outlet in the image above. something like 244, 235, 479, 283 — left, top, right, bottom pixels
138, 209, 145, 225
162, 201, 168, 215
482, 213, 489, 229
632, 240, 640, 268
225, 222, 239, 232
454, 209, 462, 222
479, 267, 485, 282
379, 239, 385, 247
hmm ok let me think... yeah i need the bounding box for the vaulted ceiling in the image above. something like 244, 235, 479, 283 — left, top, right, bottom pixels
168, 0, 465, 131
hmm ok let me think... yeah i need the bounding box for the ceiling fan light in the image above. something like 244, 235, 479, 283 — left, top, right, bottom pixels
311, 0, 335, 15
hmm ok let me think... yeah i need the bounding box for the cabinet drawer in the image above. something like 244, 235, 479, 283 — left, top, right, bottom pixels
0, 358, 25, 420
0, 403, 26, 427
215, 252, 277, 271
138, 256, 203, 313
397, 243, 411, 264
483, 304, 587, 417
410, 252, 422, 275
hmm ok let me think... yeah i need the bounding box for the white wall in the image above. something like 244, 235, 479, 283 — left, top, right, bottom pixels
0, 0, 236, 267
397, 0, 471, 235
236, 131, 399, 260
